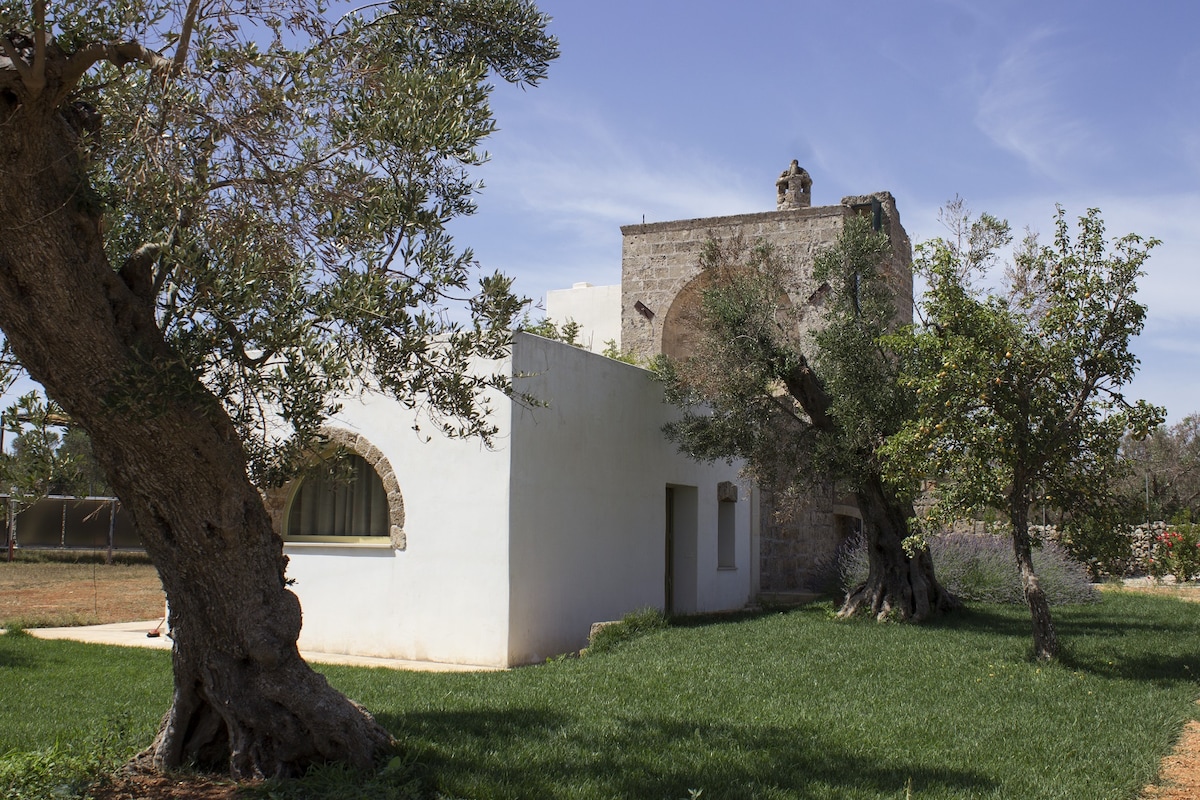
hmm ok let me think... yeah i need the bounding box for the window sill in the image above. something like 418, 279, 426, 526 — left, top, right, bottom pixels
717, 565, 738, 571
284, 538, 393, 549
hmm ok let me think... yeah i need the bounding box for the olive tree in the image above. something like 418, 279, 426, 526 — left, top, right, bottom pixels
659, 217, 957, 621
881, 204, 1164, 659
0, 0, 556, 778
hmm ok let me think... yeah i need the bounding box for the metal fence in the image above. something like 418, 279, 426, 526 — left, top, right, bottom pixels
3, 495, 142, 559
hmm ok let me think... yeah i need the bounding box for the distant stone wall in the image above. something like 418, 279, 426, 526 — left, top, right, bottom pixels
1129, 521, 1169, 573
942, 521, 1177, 579
1030, 521, 1170, 578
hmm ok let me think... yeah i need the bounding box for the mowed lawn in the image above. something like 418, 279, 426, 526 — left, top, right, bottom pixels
2, 591, 1197, 799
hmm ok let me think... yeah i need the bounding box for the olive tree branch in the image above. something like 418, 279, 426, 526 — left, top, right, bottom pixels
171, 0, 202, 78
55, 42, 173, 105
27, 0, 47, 97
0, 36, 34, 92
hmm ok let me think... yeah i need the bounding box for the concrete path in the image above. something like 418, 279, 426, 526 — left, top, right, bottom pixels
18, 620, 500, 672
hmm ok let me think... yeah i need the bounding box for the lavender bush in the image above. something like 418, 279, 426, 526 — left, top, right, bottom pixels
837, 533, 1099, 605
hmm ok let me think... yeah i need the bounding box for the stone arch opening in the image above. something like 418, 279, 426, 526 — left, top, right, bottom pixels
661, 271, 795, 361
275, 426, 406, 549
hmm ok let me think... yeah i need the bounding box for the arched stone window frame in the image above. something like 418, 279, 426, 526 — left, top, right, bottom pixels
268, 426, 406, 550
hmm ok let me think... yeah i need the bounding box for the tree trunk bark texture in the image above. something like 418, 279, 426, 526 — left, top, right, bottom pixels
0, 86, 391, 778
781, 361, 957, 622
838, 473, 959, 622
1010, 502, 1060, 660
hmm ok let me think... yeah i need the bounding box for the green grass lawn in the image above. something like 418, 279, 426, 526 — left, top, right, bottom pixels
1, 591, 1197, 799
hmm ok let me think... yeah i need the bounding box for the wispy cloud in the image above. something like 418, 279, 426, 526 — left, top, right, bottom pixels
1141, 330, 1200, 358
464, 94, 767, 299
485, 97, 761, 229
975, 28, 1110, 180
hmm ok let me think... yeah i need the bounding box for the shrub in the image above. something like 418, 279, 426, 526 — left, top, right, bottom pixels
1151, 522, 1200, 582
1058, 517, 1136, 579
838, 533, 1098, 605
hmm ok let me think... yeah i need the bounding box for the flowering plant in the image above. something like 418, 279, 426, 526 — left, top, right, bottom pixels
1152, 525, 1200, 582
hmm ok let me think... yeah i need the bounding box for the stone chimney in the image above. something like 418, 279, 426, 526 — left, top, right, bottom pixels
775, 160, 812, 210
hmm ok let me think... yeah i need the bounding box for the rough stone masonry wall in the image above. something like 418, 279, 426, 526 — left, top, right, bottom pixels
620, 195, 913, 361
620, 206, 844, 361
1029, 521, 1172, 578
621, 194, 913, 592
758, 485, 837, 591
842, 192, 914, 329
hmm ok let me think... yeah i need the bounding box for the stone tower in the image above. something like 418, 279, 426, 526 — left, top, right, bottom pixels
619, 164, 913, 591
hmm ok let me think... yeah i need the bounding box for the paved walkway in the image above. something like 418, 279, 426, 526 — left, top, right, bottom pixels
19, 620, 500, 672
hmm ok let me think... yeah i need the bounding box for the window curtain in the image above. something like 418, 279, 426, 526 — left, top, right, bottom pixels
287, 454, 388, 537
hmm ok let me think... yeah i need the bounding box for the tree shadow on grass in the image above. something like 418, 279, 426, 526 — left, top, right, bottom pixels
379, 708, 996, 800
927, 595, 1200, 638
923, 599, 1200, 686
669, 602, 840, 632
1057, 650, 1200, 686
669, 607, 781, 628
0, 632, 41, 668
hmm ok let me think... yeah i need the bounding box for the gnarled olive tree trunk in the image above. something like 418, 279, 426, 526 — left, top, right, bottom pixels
0, 84, 390, 780
783, 361, 957, 622
838, 473, 958, 621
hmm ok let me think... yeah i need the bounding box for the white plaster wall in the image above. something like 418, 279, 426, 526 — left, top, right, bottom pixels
545, 283, 622, 354
283, 387, 514, 668
279, 333, 752, 667
506, 333, 752, 664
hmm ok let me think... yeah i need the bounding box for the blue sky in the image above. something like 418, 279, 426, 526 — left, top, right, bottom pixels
452, 0, 1200, 423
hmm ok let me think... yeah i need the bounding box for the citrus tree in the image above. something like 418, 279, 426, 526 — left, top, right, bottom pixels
882, 204, 1164, 659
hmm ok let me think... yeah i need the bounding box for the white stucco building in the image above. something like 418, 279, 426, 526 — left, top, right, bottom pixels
543, 282, 621, 354
274, 332, 753, 668
272, 167, 903, 667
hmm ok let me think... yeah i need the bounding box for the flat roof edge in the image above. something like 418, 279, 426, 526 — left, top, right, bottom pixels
620, 205, 845, 235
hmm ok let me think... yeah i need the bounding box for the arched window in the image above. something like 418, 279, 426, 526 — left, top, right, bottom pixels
285, 453, 389, 540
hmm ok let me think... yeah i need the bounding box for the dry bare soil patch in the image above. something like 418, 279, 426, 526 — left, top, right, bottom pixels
88, 773, 241, 800
1140, 717, 1200, 800
0, 555, 164, 628
1121, 584, 1200, 603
